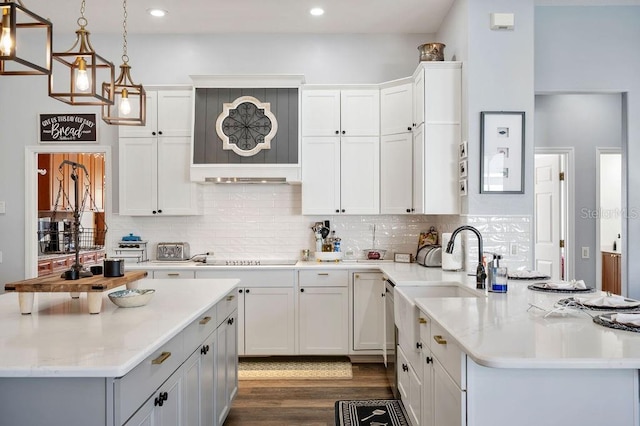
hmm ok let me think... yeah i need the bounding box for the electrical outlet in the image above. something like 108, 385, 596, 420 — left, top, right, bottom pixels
581, 247, 590, 259
509, 242, 518, 256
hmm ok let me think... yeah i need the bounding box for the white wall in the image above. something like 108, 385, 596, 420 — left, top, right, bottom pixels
535, 6, 640, 297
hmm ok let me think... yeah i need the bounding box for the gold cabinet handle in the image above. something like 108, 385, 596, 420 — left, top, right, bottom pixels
355, 274, 360, 278
433, 335, 447, 345
317, 273, 329, 276
168, 273, 179, 277
152, 351, 172, 365
199, 316, 212, 325
419, 317, 427, 324
226, 295, 235, 301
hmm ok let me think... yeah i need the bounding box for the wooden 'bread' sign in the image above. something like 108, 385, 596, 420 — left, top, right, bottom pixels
39, 113, 97, 143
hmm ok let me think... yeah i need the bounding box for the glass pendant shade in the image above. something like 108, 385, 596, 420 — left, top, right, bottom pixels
0, 0, 52, 75
102, 61, 146, 125
49, 18, 114, 106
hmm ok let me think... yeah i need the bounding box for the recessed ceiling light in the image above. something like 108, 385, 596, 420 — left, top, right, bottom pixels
147, 9, 168, 17
310, 7, 324, 16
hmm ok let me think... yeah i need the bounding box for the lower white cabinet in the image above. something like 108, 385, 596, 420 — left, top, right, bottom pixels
352, 272, 384, 351
433, 358, 465, 426
240, 287, 295, 355
397, 345, 422, 426
215, 309, 238, 425
153, 270, 196, 279
298, 270, 349, 354
183, 335, 215, 426
124, 366, 184, 426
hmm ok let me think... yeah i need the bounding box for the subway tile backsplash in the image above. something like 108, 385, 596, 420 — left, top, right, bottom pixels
107, 185, 532, 269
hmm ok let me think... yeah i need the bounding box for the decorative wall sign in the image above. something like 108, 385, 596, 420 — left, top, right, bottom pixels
39, 113, 97, 143
480, 111, 525, 193
459, 140, 468, 159
459, 159, 468, 178
459, 179, 468, 196
215, 95, 278, 157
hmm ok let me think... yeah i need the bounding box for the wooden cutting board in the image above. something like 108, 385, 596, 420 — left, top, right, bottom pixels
4, 270, 148, 293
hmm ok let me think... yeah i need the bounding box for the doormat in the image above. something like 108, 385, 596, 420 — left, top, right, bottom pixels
335, 399, 410, 426
238, 359, 352, 380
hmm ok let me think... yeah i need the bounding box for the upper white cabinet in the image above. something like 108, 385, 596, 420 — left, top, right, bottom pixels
119, 90, 198, 216
380, 63, 461, 215
381, 82, 413, 136
301, 88, 380, 215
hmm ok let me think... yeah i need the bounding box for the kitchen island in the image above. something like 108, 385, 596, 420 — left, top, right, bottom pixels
0, 278, 239, 426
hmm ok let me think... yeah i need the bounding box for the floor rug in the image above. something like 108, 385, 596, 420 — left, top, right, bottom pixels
238, 359, 353, 380
335, 399, 410, 426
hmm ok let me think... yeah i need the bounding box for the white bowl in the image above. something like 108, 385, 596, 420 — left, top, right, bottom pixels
314, 252, 344, 262
108, 289, 155, 308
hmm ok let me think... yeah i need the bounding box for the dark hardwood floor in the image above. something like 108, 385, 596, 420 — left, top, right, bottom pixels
224, 360, 393, 426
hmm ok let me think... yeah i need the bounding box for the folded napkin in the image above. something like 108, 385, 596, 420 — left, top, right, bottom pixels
614, 313, 640, 327
542, 280, 587, 290
576, 295, 640, 308
509, 269, 548, 279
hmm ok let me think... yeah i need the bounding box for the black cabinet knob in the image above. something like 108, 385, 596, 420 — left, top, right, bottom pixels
228, 317, 234, 325
406, 208, 411, 213
300, 288, 305, 293
152, 131, 156, 136
402, 363, 409, 372
416, 342, 423, 349
335, 130, 339, 134
239, 289, 243, 293
157, 209, 162, 214
341, 130, 345, 134
158, 131, 163, 135
154, 396, 163, 406
341, 209, 345, 213
407, 126, 412, 131
411, 208, 415, 212
335, 209, 340, 213
152, 210, 157, 214
160, 392, 168, 401
426, 356, 433, 364
246, 289, 250, 294
201, 345, 206, 354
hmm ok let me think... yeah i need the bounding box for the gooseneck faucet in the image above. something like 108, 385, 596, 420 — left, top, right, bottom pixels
446, 225, 487, 290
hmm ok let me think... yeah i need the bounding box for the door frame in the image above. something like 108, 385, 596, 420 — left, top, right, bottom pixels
596, 147, 623, 291
534, 147, 575, 281
24, 145, 112, 278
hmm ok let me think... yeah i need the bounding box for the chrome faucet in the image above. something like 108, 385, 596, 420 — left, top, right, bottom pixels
446, 225, 487, 290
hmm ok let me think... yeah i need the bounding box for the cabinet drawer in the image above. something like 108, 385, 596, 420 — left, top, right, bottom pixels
430, 321, 466, 390
153, 270, 196, 279
195, 269, 294, 287
419, 315, 431, 350
183, 304, 218, 353
115, 332, 184, 425
216, 290, 238, 327
299, 270, 348, 287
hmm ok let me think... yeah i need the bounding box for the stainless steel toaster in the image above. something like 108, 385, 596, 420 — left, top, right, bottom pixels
156, 242, 190, 261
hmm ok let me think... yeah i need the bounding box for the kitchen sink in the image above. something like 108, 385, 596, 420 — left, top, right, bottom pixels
395, 283, 484, 352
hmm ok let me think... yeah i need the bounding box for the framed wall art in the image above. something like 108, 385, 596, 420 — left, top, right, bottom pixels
480, 111, 525, 194
459, 159, 468, 179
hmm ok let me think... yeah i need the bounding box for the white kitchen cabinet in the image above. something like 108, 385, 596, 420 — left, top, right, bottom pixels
298, 270, 349, 354
124, 366, 184, 426
215, 309, 238, 426
183, 336, 215, 426
195, 269, 296, 356
352, 272, 384, 351
153, 270, 196, 279
301, 88, 380, 215
240, 287, 295, 355
380, 133, 414, 214
397, 345, 422, 426
119, 90, 198, 216
381, 82, 413, 136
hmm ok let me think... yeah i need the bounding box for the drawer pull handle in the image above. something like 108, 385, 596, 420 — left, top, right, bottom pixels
226, 295, 235, 301
317, 273, 329, 276
168, 273, 179, 277
419, 317, 427, 324
199, 316, 212, 325
434, 335, 447, 345
402, 363, 409, 372
152, 351, 172, 365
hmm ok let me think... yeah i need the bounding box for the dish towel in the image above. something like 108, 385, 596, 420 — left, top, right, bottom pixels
614, 313, 640, 326
575, 295, 640, 308
543, 280, 587, 290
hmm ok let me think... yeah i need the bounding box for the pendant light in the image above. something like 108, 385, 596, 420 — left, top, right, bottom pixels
0, 0, 52, 75
102, 0, 145, 126
49, 0, 114, 106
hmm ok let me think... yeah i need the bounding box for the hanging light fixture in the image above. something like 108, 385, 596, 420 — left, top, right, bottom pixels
102, 0, 145, 126
0, 0, 52, 75
49, 0, 114, 106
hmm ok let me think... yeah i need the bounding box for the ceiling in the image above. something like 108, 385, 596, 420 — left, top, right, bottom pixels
25, 0, 640, 35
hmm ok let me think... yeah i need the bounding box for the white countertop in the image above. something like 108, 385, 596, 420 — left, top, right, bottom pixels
0, 278, 238, 378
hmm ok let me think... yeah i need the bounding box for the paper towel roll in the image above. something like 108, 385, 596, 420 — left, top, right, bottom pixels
441, 232, 463, 271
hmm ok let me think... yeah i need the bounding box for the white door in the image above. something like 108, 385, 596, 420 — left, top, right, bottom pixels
119, 138, 158, 215
380, 83, 413, 135
298, 286, 348, 354
157, 90, 193, 137
301, 136, 341, 214
534, 154, 562, 280
157, 136, 198, 215
340, 136, 380, 214
353, 273, 384, 351
244, 287, 295, 355
301, 90, 341, 136
340, 90, 380, 136
381, 133, 413, 214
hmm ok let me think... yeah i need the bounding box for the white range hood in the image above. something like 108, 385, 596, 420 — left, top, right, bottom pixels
189, 75, 304, 184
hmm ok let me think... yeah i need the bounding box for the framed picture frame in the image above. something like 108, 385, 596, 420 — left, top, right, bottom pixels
39, 113, 98, 143
459, 159, 468, 178
459, 140, 468, 159
459, 179, 468, 196
480, 111, 525, 194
